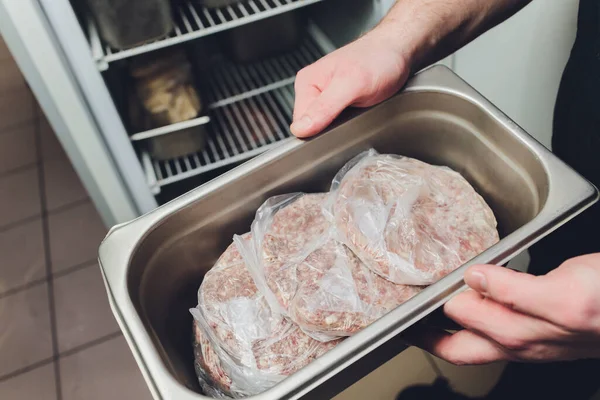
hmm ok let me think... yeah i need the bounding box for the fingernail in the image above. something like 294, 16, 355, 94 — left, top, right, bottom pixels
466, 270, 488, 295
290, 115, 312, 135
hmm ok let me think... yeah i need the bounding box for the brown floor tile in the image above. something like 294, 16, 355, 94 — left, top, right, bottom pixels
48, 201, 107, 273
0, 59, 27, 93
0, 363, 56, 399
43, 153, 88, 212
334, 347, 438, 400
0, 88, 34, 132
0, 283, 53, 377
0, 167, 41, 228
0, 122, 37, 174
0, 218, 45, 295
60, 335, 152, 400
39, 116, 66, 161
54, 264, 119, 353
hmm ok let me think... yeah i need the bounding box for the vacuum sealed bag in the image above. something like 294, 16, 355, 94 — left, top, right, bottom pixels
190, 235, 337, 398
237, 194, 423, 341
326, 149, 500, 286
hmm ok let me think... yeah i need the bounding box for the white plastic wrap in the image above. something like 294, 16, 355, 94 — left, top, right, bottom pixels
239, 194, 331, 315
192, 322, 233, 398
286, 239, 424, 339
237, 194, 423, 341
326, 149, 500, 285
189, 235, 337, 398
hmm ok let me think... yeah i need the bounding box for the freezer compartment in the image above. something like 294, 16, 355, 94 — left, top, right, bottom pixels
98, 66, 597, 400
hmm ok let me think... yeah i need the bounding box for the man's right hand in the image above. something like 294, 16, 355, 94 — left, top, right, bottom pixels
290, 31, 411, 138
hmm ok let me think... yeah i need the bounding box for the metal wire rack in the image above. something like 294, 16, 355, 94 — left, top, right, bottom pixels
133, 22, 336, 192
205, 34, 325, 108
143, 84, 295, 191
88, 0, 325, 70
130, 33, 325, 142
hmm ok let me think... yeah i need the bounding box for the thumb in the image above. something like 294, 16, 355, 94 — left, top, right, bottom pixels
290, 77, 361, 138
464, 264, 560, 322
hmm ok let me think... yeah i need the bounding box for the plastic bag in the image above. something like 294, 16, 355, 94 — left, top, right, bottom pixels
325, 149, 500, 285
286, 239, 424, 340
236, 194, 423, 341
237, 194, 331, 316
192, 322, 233, 398
189, 235, 338, 398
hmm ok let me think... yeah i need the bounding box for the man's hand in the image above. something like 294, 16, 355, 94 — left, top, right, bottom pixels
290, 0, 533, 138
290, 31, 410, 138
409, 254, 600, 365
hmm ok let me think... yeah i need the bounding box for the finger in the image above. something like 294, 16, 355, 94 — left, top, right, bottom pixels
292, 64, 332, 123
290, 76, 361, 138
403, 324, 508, 365
444, 290, 570, 350
293, 83, 321, 122
464, 264, 566, 323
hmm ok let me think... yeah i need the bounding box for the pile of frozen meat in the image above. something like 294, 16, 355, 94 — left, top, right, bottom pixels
189, 149, 500, 398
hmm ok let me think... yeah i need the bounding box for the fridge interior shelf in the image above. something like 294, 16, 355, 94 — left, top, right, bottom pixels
129, 29, 329, 142
206, 32, 327, 108
143, 84, 295, 191
88, 0, 326, 70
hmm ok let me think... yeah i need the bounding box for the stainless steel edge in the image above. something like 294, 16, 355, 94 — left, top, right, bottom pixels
98, 65, 598, 400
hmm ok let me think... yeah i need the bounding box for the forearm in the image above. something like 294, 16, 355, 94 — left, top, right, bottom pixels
373, 0, 533, 71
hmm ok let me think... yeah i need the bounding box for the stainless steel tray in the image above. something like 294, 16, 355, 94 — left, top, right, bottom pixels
98, 66, 598, 400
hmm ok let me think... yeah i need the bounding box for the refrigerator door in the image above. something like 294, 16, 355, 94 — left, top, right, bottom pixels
0, 0, 157, 227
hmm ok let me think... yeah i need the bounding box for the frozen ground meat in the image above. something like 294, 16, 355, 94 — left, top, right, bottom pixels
327, 150, 500, 285
288, 239, 423, 339
192, 322, 232, 398
251, 194, 331, 312
190, 235, 337, 397
238, 194, 422, 341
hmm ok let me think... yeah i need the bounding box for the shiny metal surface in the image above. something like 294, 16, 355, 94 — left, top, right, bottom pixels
98, 66, 598, 400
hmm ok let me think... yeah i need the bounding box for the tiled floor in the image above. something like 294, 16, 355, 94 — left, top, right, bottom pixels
0, 37, 513, 400
0, 36, 151, 400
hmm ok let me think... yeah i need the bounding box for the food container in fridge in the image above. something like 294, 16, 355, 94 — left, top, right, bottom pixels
98, 66, 598, 399
84, 0, 173, 50
193, 0, 243, 9
144, 123, 209, 161
129, 48, 209, 160
224, 12, 304, 63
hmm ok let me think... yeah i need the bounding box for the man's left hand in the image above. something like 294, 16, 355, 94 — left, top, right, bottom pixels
409, 254, 600, 365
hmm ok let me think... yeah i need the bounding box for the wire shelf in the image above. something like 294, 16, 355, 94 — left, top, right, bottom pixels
205, 34, 324, 108
145, 84, 295, 188
129, 29, 327, 141
89, 0, 325, 69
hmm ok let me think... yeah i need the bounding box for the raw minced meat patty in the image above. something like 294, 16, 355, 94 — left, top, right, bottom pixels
288, 240, 424, 339
329, 153, 500, 285
254, 194, 422, 339
260, 194, 331, 311
193, 234, 338, 397
192, 321, 232, 396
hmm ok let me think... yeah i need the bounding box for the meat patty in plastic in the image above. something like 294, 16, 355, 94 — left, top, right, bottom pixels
191, 235, 338, 397
244, 194, 423, 340
328, 151, 500, 285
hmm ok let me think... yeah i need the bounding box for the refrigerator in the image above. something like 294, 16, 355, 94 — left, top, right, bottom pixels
0, 0, 577, 228
0, 0, 439, 227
